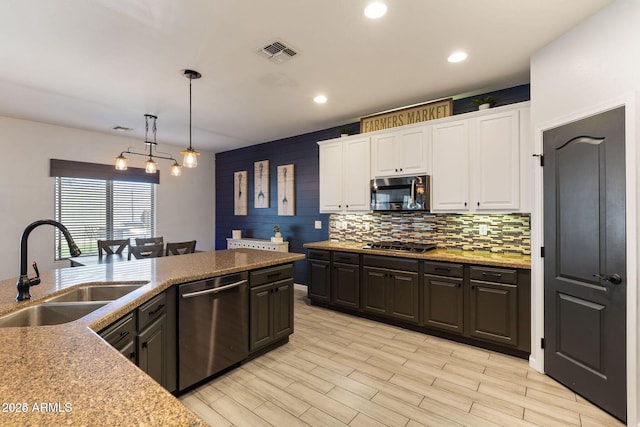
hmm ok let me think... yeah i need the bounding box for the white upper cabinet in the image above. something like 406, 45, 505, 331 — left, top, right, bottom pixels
431, 103, 530, 213
472, 110, 520, 211
431, 120, 470, 211
371, 127, 428, 177
319, 136, 371, 213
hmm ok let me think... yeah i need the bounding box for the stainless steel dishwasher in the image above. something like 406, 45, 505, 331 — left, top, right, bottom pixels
178, 271, 248, 391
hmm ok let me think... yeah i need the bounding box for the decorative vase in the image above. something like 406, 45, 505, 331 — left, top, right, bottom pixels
271, 232, 283, 243
478, 103, 491, 110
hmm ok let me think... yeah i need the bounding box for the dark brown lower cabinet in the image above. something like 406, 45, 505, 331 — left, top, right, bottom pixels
469, 279, 518, 346
422, 275, 464, 334
363, 258, 419, 324
99, 287, 177, 393
306, 250, 530, 356
249, 278, 293, 352
138, 313, 167, 387
332, 261, 360, 309
307, 250, 331, 302
422, 261, 464, 335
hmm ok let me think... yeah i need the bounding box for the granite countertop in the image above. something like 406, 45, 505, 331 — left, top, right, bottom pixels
303, 241, 531, 269
0, 249, 305, 426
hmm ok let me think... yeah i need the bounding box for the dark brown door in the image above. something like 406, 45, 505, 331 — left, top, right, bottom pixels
332, 262, 360, 309
307, 259, 331, 302
543, 107, 626, 422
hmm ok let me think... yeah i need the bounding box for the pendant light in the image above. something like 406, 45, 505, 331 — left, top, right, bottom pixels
114, 114, 182, 176
181, 69, 202, 168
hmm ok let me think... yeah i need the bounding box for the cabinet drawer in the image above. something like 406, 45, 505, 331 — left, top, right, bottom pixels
333, 252, 359, 264
469, 266, 517, 284
100, 312, 136, 348
250, 263, 294, 287
308, 249, 330, 261
138, 292, 167, 330
363, 255, 419, 272
424, 261, 463, 278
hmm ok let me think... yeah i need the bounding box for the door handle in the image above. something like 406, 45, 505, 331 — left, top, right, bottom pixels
181, 280, 248, 298
593, 273, 622, 285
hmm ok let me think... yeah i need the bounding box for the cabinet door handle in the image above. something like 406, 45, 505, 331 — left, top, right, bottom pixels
119, 331, 129, 338
457, 283, 461, 288
481, 272, 502, 278
141, 342, 148, 349
148, 304, 165, 316
434, 267, 450, 273
464, 202, 467, 207
129, 352, 136, 359
477, 202, 480, 206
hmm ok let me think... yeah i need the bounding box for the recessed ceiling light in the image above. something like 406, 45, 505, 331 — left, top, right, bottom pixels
364, 1, 387, 19
314, 95, 327, 104
448, 51, 468, 63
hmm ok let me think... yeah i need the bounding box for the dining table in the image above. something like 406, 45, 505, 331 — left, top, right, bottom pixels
69, 254, 129, 267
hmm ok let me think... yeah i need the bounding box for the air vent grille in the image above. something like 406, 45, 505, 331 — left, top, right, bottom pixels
257, 39, 299, 64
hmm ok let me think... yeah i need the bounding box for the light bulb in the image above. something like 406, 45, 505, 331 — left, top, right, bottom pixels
364, 1, 387, 19
115, 154, 128, 171
145, 158, 157, 174
181, 148, 199, 168
170, 162, 182, 176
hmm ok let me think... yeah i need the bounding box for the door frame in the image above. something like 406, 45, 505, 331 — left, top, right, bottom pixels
531, 93, 638, 425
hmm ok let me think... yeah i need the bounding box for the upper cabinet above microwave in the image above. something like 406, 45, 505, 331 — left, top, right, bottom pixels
371, 127, 430, 178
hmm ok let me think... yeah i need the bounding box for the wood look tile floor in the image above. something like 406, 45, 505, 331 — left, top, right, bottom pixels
180, 285, 624, 427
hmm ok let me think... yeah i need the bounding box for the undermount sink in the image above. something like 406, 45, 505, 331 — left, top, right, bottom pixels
0, 302, 108, 328
45, 283, 147, 303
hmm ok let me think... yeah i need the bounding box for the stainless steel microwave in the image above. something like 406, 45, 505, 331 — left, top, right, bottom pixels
370, 175, 431, 211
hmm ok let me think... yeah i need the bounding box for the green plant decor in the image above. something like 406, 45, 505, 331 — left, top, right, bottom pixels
471, 96, 496, 107
273, 225, 281, 233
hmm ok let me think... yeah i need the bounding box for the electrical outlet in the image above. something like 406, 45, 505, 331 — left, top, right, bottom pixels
341, 221, 348, 230
314, 220, 322, 229
363, 223, 370, 231
479, 224, 488, 235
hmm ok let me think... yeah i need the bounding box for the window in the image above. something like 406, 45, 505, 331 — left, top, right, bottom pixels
54, 177, 155, 259
51, 159, 157, 260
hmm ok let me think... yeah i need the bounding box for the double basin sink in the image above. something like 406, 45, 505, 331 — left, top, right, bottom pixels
0, 283, 148, 328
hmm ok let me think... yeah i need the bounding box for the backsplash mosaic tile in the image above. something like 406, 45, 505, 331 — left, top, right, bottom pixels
329, 212, 530, 255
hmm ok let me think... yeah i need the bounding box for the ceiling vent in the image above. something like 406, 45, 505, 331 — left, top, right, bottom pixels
257, 39, 299, 64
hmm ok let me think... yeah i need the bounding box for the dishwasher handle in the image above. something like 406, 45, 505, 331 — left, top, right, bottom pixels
181, 279, 248, 299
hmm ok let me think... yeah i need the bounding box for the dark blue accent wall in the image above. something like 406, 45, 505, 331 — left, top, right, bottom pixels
216, 84, 530, 284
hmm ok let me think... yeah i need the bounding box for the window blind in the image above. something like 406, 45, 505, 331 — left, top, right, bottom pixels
54, 177, 155, 259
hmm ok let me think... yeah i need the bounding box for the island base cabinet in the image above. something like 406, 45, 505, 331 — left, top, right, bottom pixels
422, 275, 464, 334
99, 287, 176, 393
138, 313, 167, 388
469, 280, 518, 347
250, 279, 294, 352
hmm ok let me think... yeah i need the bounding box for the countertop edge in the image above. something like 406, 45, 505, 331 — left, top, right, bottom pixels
0, 249, 305, 426
303, 241, 530, 269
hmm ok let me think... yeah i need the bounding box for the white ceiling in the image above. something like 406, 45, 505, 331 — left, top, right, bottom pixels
0, 0, 612, 153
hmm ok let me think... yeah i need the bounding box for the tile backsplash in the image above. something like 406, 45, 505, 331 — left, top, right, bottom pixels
329, 212, 530, 255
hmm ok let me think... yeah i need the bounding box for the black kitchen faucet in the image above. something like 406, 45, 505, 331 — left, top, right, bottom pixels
16, 219, 81, 301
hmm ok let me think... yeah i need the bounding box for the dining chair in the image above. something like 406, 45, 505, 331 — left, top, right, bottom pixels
97, 239, 130, 259
165, 240, 196, 256
135, 236, 164, 246
129, 243, 164, 260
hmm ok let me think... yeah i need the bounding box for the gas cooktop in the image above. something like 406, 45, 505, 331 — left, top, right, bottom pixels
364, 241, 437, 253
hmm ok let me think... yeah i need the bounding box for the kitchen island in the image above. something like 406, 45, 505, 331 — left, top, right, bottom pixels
0, 249, 304, 426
